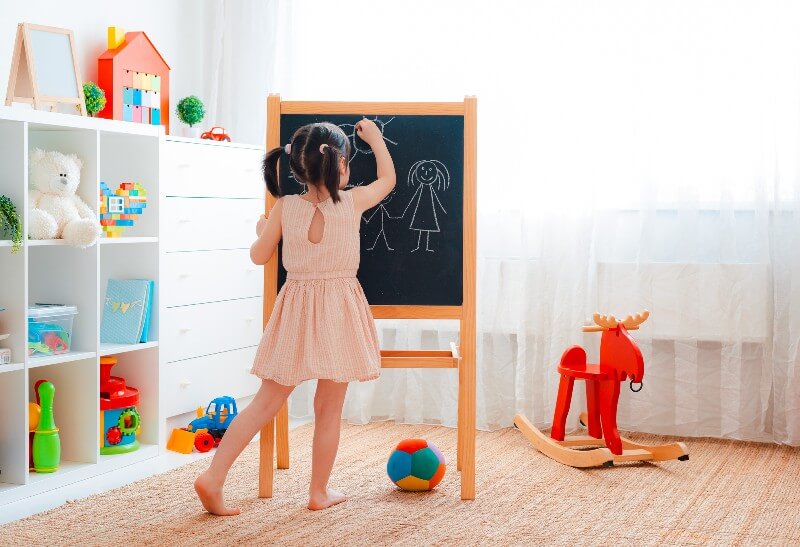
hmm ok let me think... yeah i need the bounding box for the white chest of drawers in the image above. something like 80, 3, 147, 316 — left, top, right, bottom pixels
160, 137, 264, 417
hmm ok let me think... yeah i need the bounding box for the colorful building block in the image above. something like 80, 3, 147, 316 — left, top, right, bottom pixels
123, 87, 133, 105
142, 107, 150, 124
99, 181, 149, 237
151, 108, 160, 125
122, 105, 133, 122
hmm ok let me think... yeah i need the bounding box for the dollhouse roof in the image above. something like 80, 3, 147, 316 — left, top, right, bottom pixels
99, 32, 171, 69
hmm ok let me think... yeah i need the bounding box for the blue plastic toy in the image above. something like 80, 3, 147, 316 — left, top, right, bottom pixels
184, 396, 238, 452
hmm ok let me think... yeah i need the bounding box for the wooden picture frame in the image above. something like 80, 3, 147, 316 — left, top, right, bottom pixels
5, 23, 88, 116
258, 94, 477, 500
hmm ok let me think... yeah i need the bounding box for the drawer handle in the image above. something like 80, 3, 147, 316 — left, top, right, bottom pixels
177, 163, 191, 169
180, 380, 191, 387
179, 327, 192, 333
245, 317, 255, 322
178, 273, 191, 279
247, 268, 259, 273
178, 218, 192, 224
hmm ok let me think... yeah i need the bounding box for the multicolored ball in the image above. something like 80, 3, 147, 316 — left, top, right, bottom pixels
387, 438, 446, 491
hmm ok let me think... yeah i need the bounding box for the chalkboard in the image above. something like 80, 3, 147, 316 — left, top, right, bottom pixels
277, 114, 464, 306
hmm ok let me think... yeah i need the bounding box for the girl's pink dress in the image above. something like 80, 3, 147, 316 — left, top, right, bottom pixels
250, 191, 381, 386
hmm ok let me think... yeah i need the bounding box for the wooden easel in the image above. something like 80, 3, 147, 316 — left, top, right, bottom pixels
258, 95, 478, 500
5, 23, 87, 115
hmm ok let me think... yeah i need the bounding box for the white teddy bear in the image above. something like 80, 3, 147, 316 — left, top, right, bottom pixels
28, 148, 100, 248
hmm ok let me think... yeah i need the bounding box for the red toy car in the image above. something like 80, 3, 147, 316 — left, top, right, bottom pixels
200, 126, 231, 142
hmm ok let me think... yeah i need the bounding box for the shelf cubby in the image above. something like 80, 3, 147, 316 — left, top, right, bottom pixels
98, 131, 159, 240
28, 245, 98, 358
29, 358, 99, 467
0, 369, 27, 487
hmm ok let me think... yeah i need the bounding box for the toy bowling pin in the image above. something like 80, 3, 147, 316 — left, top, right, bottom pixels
32, 381, 60, 473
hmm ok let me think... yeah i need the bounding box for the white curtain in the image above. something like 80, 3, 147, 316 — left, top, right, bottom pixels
208, 1, 800, 444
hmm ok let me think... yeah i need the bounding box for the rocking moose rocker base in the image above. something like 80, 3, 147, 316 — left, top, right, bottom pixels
514, 310, 689, 467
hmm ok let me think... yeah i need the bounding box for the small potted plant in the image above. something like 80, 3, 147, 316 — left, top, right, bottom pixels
82, 82, 107, 117
176, 96, 205, 137
0, 195, 22, 253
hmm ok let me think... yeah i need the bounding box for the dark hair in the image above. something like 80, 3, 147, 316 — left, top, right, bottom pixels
262, 122, 350, 203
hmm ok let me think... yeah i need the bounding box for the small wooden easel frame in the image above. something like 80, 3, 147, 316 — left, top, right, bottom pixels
5, 23, 87, 115
258, 94, 478, 500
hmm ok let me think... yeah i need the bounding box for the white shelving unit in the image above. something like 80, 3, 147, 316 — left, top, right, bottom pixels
0, 107, 161, 505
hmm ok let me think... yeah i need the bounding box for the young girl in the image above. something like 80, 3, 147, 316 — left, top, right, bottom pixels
194, 119, 396, 516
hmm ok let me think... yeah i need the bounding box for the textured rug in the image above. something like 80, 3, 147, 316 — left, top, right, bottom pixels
1, 421, 799, 546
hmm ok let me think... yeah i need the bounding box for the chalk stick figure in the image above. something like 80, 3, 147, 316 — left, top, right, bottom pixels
363, 191, 400, 251
402, 160, 449, 252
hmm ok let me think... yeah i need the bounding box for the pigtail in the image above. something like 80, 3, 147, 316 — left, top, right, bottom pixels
321, 145, 341, 203
262, 147, 284, 198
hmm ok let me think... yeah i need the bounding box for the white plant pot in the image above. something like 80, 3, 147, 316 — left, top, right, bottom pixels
181, 126, 201, 138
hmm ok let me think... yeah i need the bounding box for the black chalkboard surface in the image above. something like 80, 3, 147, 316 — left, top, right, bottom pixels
277, 114, 464, 306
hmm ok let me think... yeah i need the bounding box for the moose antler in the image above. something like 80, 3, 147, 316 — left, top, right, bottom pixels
621, 310, 650, 330
582, 309, 650, 332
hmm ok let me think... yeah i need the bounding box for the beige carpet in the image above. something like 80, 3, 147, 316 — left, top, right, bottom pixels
2, 422, 799, 546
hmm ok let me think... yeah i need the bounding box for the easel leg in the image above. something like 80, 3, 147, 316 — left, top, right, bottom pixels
585, 379, 602, 438
457, 360, 464, 471
460, 353, 476, 500
276, 401, 289, 469
258, 418, 275, 498
550, 375, 574, 441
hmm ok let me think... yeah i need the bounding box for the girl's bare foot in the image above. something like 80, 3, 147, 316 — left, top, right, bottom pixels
194, 472, 241, 516
307, 488, 347, 510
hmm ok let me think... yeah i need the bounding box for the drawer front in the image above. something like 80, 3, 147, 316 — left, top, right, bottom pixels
162, 347, 261, 417
162, 297, 263, 362
162, 249, 262, 307
162, 197, 262, 252
163, 141, 264, 199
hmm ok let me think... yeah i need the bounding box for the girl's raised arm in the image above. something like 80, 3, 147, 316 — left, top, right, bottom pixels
250, 197, 284, 265
352, 119, 397, 213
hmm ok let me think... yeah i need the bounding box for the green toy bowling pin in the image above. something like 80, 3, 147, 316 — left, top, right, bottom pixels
32, 381, 60, 473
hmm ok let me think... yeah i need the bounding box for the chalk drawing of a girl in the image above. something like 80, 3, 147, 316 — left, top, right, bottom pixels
402, 160, 450, 252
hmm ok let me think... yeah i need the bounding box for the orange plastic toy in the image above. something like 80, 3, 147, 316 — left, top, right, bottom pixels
514, 310, 689, 467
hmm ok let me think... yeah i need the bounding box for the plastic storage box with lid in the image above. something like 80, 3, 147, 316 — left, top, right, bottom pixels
28, 305, 78, 356
100, 356, 141, 454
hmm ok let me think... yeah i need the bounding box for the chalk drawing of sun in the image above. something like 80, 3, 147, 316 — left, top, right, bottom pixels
339, 116, 398, 162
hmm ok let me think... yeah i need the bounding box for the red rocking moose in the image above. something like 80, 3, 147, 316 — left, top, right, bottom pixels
514, 310, 689, 467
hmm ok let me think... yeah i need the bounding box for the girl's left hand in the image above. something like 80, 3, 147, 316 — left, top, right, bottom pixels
256, 214, 268, 236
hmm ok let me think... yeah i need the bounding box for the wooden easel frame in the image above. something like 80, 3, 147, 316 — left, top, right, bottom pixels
5, 23, 88, 116
258, 94, 477, 500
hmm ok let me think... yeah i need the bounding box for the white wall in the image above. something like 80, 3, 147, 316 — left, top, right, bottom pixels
1, 0, 215, 134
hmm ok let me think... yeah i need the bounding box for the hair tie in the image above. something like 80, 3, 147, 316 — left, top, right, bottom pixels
284, 143, 291, 155
319, 144, 329, 154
